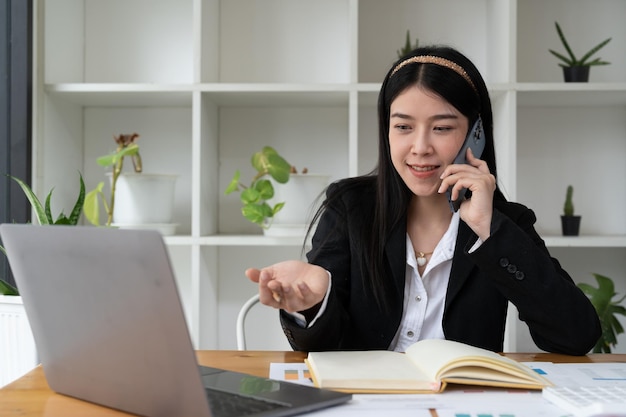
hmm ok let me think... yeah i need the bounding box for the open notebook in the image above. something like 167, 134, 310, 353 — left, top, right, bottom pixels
0, 224, 351, 417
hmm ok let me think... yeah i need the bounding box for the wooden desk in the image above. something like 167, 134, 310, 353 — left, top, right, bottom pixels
1, 351, 624, 417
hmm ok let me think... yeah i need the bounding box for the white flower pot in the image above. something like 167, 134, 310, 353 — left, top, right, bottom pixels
0, 295, 38, 387
264, 174, 330, 237
109, 173, 178, 235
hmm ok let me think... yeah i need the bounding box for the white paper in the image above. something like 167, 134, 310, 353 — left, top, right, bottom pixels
524, 361, 626, 387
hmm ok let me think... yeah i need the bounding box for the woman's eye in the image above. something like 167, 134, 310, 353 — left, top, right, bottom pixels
395, 124, 411, 131
434, 126, 453, 133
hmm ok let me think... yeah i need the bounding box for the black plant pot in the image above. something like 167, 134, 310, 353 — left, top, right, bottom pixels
563, 66, 590, 82
561, 215, 581, 236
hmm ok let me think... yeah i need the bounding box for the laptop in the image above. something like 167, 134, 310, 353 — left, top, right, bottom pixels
0, 224, 351, 417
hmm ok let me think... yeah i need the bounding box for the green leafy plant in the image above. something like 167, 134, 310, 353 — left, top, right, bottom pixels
549, 21, 611, 67
0, 245, 18, 295
83, 133, 142, 227
8, 175, 86, 225
224, 146, 293, 229
397, 29, 419, 58
563, 184, 575, 216
0, 173, 86, 295
578, 273, 626, 353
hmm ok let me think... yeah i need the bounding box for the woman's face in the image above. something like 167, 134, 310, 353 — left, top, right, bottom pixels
388, 85, 469, 198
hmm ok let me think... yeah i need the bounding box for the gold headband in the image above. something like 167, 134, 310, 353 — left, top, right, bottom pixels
390, 55, 477, 92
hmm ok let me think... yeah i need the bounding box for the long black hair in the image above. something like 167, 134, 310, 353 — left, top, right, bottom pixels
309, 45, 506, 310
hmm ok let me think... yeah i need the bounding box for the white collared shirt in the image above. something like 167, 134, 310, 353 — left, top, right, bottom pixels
388, 212, 460, 352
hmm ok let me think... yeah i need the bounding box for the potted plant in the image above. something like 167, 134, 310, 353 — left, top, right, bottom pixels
561, 185, 581, 236
0, 173, 85, 386
225, 146, 329, 236
578, 273, 626, 353
397, 29, 419, 58
549, 21, 611, 82
83, 133, 177, 234
1, 173, 86, 295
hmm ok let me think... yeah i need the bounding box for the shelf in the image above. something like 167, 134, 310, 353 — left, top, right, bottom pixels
165, 234, 626, 249
516, 83, 626, 106
542, 235, 626, 248
43, 82, 525, 108
163, 234, 309, 247
45, 83, 357, 107
45, 84, 194, 107
200, 84, 352, 107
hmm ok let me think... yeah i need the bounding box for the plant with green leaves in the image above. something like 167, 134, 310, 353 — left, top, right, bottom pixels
0, 245, 18, 295
549, 21, 611, 67
8, 175, 86, 225
83, 133, 142, 227
224, 146, 292, 229
578, 273, 626, 353
397, 30, 419, 58
563, 184, 575, 216
0, 173, 86, 295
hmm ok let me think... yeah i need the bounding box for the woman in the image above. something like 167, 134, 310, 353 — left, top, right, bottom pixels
245, 45, 600, 355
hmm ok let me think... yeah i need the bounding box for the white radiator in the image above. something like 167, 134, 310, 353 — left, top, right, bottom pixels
0, 296, 38, 387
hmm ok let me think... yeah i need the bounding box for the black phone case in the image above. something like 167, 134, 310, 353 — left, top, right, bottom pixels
446, 118, 486, 212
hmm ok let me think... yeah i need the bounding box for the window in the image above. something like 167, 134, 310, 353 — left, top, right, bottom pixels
0, 0, 32, 288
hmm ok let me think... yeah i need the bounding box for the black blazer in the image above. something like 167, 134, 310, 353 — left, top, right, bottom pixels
280, 178, 601, 355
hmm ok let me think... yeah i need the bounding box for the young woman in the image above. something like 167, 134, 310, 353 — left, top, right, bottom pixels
245, 45, 600, 355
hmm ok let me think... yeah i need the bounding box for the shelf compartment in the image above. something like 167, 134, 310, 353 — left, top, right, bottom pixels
517, 0, 626, 83
358, 0, 512, 83
44, 0, 194, 84
215, 0, 351, 84
517, 103, 626, 237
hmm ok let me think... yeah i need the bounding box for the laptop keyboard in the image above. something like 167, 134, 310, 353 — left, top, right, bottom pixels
205, 387, 290, 417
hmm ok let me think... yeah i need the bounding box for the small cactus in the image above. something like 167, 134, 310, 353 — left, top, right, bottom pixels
397, 30, 419, 58
563, 185, 575, 216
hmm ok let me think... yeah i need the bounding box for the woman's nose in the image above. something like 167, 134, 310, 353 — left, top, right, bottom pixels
410, 130, 431, 154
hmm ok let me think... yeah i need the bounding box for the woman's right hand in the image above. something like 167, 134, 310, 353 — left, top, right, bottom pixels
245, 260, 330, 313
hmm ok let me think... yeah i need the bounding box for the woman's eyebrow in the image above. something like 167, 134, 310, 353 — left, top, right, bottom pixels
431, 114, 459, 121
390, 112, 459, 121
390, 111, 413, 119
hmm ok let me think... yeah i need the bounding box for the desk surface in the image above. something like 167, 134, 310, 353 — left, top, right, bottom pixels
1, 351, 625, 417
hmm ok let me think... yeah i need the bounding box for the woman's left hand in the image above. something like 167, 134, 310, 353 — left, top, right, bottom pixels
439, 148, 496, 240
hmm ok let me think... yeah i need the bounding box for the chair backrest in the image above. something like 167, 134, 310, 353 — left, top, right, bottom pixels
235, 293, 292, 351
236, 294, 261, 350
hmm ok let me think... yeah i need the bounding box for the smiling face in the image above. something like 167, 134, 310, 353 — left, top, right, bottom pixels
388, 85, 469, 200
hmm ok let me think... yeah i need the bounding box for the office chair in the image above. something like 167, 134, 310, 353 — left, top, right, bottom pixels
236, 294, 261, 350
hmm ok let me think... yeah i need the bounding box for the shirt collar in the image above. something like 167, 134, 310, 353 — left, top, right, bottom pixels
406, 211, 460, 269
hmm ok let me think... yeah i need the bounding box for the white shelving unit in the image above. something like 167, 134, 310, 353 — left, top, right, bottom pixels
33, 0, 626, 352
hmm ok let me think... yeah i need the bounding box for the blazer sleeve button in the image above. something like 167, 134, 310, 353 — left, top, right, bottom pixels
515, 271, 525, 280
506, 264, 517, 274
499, 258, 510, 267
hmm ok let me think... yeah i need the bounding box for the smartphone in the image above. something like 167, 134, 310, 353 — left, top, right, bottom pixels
446, 117, 486, 212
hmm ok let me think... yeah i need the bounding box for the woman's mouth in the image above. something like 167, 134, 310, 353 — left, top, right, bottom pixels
406, 163, 441, 180
409, 164, 439, 172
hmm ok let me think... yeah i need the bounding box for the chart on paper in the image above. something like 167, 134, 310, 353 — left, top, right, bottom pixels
269, 362, 314, 386
525, 362, 626, 387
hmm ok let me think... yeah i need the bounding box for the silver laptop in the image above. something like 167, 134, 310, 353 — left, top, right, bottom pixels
0, 224, 351, 417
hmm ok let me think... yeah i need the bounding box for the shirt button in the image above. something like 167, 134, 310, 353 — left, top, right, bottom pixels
407, 331, 414, 338
415, 295, 421, 302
